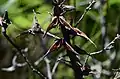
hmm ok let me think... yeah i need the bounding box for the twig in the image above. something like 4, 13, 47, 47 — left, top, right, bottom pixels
2, 27, 47, 79
83, 55, 89, 67
45, 58, 52, 79
40, 29, 60, 40
51, 54, 68, 75
36, 34, 53, 79
51, 61, 59, 75
16, 27, 60, 40
16, 10, 60, 40
51, 57, 61, 75
75, 0, 96, 27
113, 68, 120, 72
82, 34, 120, 71
4, 34, 119, 74
90, 34, 120, 55
113, 68, 120, 79
1, 52, 27, 72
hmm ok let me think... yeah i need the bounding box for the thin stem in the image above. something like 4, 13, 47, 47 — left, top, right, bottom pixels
41, 29, 60, 39
75, 0, 96, 27
82, 34, 120, 68
1, 53, 27, 72
90, 34, 120, 55
45, 58, 52, 79
52, 60, 59, 75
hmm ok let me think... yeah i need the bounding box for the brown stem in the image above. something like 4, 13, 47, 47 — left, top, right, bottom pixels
60, 25, 83, 79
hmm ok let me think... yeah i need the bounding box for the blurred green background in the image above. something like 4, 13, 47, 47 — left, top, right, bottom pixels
0, 0, 120, 79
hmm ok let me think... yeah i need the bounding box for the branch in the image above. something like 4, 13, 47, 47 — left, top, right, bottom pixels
40, 29, 60, 39
51, 54, 69, 75
2, 29, 47, 79
1, 52, 27, 72
45, 58, 52, 79
51, 56, 61, 75
113, 68, 120, 79
16, 10, 60, 40
82, 34, 120, 72
90, 34, 120, 55
36, 35, 52, 79
75, 0, 96, 27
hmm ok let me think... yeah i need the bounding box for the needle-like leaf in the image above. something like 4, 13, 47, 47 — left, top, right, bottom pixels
68, 27, 96, 47
64, 41, 79, 55
73, 28, 96, 47
43, 16, 58, 38
38, 39, 62, 62
59, 16, 73, 29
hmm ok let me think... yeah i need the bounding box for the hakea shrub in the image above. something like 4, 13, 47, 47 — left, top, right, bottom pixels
1, 0, 112, 79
